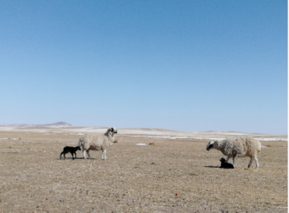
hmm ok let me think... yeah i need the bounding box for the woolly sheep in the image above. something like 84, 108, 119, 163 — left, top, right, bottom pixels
78, 127, 117, 160
206, 137, 261, 169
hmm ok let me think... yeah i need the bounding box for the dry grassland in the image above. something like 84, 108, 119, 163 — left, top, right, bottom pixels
0, 131, 287, 212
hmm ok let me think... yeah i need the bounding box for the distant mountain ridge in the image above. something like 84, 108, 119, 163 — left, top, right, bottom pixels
44, 122, 73, 127
0, 124, 286, 138
0, 121, 73, 127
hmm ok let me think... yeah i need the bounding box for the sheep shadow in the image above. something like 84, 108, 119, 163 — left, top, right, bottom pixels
78, 157, 97, 160
57, 157, 97, 160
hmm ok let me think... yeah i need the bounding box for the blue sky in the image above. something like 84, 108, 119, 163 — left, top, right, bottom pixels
0, 0, 287, 134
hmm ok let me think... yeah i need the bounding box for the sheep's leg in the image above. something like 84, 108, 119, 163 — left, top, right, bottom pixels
248, 157, 253, 168
87, 150, 91, 158
232, 157, 236, 167
60, 152, 63, 159
226, 156, 231, 163
254, 156, 259, 169
83, 150, 87, 159
101, 149, 107, 160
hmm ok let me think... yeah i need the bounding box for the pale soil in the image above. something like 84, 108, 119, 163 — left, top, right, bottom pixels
0, 131, 287, 213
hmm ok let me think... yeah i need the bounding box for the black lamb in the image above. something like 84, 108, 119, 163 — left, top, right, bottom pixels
220, 158, 234, 169
60, 146, 81, 160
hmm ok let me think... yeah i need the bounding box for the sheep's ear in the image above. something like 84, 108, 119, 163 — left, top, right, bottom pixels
110, 127, 113, 131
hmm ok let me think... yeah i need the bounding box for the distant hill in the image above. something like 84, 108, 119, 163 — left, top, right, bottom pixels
43, 122, 73, 127
0, 121, 73, 128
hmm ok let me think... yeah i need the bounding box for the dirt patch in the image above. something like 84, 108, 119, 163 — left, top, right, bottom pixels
0, 131, 287, 212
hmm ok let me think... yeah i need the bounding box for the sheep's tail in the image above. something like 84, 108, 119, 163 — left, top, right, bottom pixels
253, 138, 262, 153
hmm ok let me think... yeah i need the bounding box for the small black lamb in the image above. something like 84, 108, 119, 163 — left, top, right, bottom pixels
60, 146, 81, 160
220, 158, 234, 169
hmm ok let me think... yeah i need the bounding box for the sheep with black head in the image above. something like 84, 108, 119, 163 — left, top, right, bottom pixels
78, 127, 118, 160
206, 137, 261, 169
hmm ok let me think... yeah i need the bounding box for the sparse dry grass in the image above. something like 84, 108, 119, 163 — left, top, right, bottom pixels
0, 131, 287, 212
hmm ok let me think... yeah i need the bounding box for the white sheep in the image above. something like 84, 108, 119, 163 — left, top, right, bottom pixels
206, 137, 261, 169
78, 127, 117, 160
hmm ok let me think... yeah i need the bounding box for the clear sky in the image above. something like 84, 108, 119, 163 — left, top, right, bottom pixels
0, 0, 287, 135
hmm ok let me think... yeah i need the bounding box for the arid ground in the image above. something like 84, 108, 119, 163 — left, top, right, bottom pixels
0, 128, 287, 213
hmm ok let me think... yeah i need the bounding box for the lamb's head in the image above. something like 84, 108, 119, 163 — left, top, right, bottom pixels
206, 140, 218, 151
220, 158, 226, 163
76, 146, 81, 151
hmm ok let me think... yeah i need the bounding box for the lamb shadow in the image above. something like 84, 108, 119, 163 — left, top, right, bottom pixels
203, 165, 220, 169
190, 165, 220, 169
203, 165, 235, 169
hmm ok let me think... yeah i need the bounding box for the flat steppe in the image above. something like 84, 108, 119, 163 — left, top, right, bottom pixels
0, 129, 287, 213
